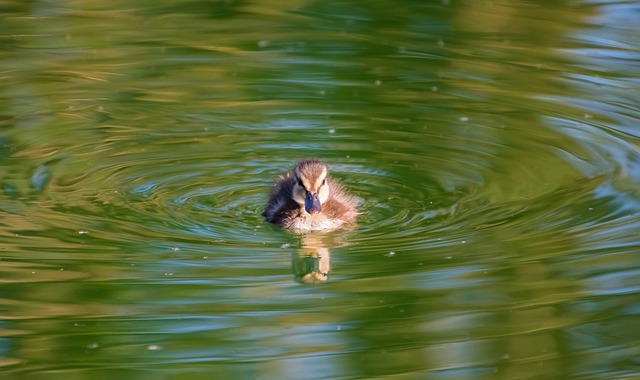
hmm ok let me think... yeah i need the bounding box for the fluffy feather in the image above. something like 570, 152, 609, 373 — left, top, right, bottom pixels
263, 159, 359, 231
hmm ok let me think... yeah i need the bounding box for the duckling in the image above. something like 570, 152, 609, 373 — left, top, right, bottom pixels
264, 159, 359, 231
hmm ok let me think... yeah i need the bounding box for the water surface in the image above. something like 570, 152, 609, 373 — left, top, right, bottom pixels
1, 1, 639, 379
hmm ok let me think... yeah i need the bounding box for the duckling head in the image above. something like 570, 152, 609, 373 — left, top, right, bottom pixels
291, 159, 330, 215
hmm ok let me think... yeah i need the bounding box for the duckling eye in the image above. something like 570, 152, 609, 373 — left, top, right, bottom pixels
321, 179, 326, 186
297, 178, 304, 188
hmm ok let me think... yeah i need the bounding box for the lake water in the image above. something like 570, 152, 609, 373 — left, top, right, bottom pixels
1, 1, 639, 379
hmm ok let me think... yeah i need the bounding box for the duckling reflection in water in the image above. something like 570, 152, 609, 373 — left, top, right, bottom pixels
263, 159, 359, 231
292, 246, 331, 284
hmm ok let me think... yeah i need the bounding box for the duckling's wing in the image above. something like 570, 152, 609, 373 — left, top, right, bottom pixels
264, 175, 298, 224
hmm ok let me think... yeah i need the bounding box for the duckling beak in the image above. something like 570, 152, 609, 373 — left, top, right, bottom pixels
305, 192, 322, 215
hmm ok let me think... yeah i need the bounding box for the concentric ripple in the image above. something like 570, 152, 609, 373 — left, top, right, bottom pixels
0, 1, 638, 378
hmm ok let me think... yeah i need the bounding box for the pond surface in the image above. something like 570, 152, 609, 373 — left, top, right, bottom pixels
1, 1, 639, 379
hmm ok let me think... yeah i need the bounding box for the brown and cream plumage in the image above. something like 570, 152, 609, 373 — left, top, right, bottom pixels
263, 159, 359, 231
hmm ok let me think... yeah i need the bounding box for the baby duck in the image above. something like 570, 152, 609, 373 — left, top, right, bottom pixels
264, 159, 359, 231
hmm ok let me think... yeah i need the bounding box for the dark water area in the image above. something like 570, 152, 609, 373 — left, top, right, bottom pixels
1, 0, 639, 379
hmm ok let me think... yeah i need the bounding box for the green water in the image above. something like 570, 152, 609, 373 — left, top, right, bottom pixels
1, 1, 639, 379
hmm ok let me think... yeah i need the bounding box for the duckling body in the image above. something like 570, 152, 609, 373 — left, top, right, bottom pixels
264, 159, 359, 231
